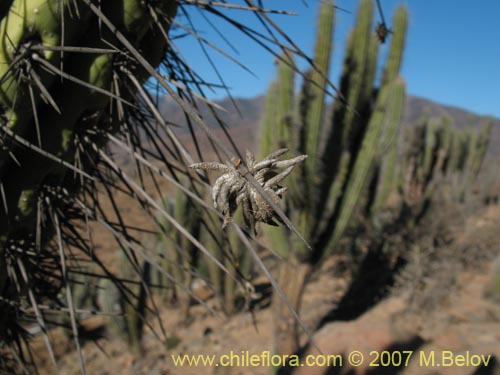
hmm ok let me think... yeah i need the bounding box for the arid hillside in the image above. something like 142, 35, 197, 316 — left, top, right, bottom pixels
158, 94, 500, 157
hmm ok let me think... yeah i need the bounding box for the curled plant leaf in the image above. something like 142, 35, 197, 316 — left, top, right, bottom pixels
190, 148, 307, 232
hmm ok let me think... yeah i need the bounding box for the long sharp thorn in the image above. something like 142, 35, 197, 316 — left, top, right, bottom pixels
232, 224, 320, 353
28, 63, 61, 114
16, 259, 57, 368
0, 125, 94, 180
27, 83, 42, 147
52, 212, 86, 375
31, 53, 135, 108
0, 181, 8, 215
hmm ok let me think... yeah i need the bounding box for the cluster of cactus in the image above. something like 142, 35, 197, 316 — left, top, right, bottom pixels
202, 206, 256, 315
154, 187, 201, 318
259, 0, 408, 354
155, 184, 255, 317
261, 0, 407, 262
390, 115, 492, 219
479, 161, 500, 205
99, 250, 151, 355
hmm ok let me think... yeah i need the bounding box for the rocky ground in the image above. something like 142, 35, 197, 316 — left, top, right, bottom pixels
27, 203, 500, 375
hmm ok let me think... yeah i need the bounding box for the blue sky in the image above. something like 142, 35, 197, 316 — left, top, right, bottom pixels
175, 0, 500, 118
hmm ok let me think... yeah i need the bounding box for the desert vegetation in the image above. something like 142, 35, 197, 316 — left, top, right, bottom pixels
0, 0, 498, 374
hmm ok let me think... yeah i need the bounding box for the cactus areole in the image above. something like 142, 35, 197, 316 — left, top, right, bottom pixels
0, 0, 177, 336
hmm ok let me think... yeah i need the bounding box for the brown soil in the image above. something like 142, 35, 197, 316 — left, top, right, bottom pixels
28, 205, 500, 375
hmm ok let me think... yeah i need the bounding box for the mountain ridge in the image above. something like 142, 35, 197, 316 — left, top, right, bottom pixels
158, 94, 500, 157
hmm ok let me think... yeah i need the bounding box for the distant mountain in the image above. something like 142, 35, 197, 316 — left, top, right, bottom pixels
158, 94, 500, 158
159, 95, 266, 130
403, 96, 496, 128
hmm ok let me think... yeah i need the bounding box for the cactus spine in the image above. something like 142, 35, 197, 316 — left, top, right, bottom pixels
0, 0, 177, 298
100, 251, 151, 355
197, 198, 255, 315
156, 186, 202, 318
156, 186, 254, 317
0, 0, 179, 365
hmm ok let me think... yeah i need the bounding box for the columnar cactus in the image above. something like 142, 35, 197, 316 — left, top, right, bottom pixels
261, 0, 407, 261
397, 114, 492, 222
200, 205, 255, 315
154, 173, 258, 316
99, 253, 150, 355
259, 0, 408, 354
371, 87, 406, 213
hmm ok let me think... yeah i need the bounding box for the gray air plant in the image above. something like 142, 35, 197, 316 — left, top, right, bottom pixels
190, 149, 307, 233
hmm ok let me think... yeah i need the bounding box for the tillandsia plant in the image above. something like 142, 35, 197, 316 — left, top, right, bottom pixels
185, 149, 307, 316
190, 149, 307, 234
0, 0, 320, 372
155, 151, 308, 319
